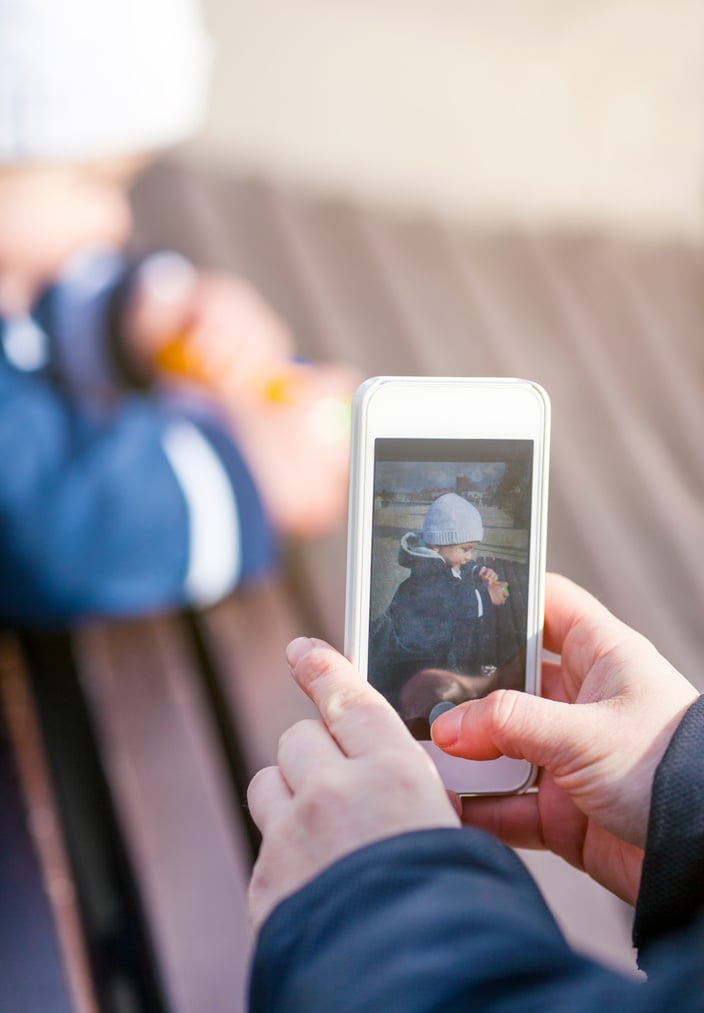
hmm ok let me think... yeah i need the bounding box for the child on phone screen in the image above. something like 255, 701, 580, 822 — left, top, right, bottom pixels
371, 494, 508, 724
0, 0, 356, 625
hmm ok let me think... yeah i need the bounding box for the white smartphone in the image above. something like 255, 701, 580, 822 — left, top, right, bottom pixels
344, 377, 550, 795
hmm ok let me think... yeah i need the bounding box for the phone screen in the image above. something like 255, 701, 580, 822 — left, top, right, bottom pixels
369, 438, 534, 741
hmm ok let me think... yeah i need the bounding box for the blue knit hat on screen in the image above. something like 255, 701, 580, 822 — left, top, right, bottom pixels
422, 493, 483, 546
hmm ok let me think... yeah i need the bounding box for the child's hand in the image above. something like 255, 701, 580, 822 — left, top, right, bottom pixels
126, 257, 294, 396
126, 254, 362, 537
479, 566, 498, 584
479, 567, 509, 606
226, 360, 360, 537
488, 582, 509, 606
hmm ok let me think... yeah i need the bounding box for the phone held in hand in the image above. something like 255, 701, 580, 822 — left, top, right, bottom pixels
344, 377, 551, 796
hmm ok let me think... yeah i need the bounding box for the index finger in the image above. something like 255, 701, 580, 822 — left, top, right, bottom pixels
285, 637, 415, 757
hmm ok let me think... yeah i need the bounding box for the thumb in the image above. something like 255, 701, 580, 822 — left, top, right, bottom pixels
431, 690, 597, 772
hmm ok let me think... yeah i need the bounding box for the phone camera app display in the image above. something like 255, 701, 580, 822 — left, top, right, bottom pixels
369, 438, 533, 741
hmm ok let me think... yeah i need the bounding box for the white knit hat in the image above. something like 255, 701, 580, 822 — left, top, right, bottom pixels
422, 493, 483, 546
0, 0, 212, 162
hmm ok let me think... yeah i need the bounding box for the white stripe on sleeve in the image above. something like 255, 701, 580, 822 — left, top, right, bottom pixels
161, 421, 241, 605
475, 588, 484, 618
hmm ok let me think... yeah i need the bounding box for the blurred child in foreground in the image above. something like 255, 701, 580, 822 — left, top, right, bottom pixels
0, 0, 356, 625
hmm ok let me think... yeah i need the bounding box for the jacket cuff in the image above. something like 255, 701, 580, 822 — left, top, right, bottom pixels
106, 251, 198, 390
160, 395, 276, 604
250, 827, 573, 1012
38, 248, 195, 396
35, 248, 131, 396
633, 694, 704, 960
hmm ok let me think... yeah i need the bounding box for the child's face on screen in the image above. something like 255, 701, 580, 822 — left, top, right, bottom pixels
432, 541, 479, 572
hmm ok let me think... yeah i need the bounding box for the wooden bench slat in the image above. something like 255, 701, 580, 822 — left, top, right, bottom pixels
264, 192, 424, 369
77, 617, 253, 1013
199, 579, 318, 775
0, 637, 84, 1013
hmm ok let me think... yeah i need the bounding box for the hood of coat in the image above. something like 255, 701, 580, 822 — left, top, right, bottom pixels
397, 530, 447, 571
397, 531, 483, 583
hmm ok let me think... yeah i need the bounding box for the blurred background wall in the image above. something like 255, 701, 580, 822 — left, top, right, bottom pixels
186, 0, 704, 238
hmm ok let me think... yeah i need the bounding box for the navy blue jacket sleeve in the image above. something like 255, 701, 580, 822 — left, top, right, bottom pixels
0, 359, 274, 625
32, 248, 150, 398
1, 249, 276, 624
249, 826, 704, 1012
633, 694, 704, 968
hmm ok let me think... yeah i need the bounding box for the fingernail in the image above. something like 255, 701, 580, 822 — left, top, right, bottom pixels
431, 705, 463, 747
286, 637, 314, 667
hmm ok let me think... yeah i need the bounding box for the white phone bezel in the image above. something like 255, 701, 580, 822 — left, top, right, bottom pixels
344, 376, 550, 796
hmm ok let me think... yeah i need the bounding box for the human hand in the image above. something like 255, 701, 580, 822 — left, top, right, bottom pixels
488, 581, 509, 606
128, 255, 360, 536
479, 567, 509, 606
126, 257, 293, 396
431, 573, 699, 904
226, 359, 360, 537
248, 638, 460, 931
